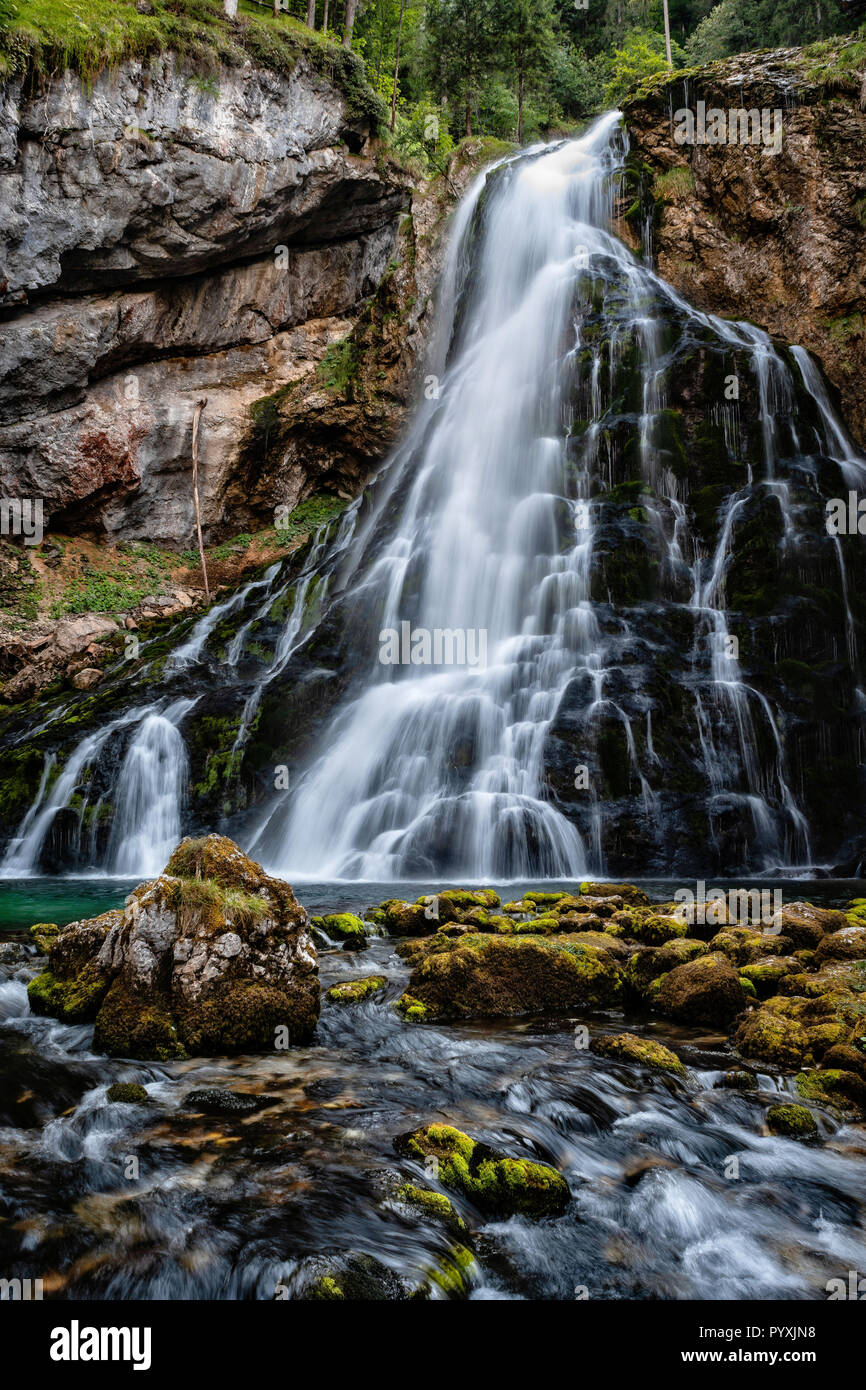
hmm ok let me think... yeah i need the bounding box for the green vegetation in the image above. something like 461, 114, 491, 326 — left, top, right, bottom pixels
274, 491, 349, 544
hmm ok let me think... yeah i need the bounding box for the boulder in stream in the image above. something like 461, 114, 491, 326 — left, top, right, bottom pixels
27, 835, 319, 1058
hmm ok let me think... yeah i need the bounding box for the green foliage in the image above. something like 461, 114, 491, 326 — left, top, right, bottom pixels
275, 491, 349, 545
51, 573, 150, 616
604, 30, 686, 106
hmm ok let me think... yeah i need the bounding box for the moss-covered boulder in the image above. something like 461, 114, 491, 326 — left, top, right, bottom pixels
380, 899, 437, 935
27, 909, 120, 1023
709, 927, 793, 967
795, 1067, 866, 1116
28, 835, 319, 1059
624, 938, 707, 1001
739, 957, 799, 999
579, 881, 649, 908
394, 1182, 466, 1234
28, 922, 59, 952
394, 1123, 569, 1217
780, 903, 844, 950
327, 974, 387, 1004
105, 1082, 149, 1104
313, 913, 369, 948
656, 952, 746, 1025
590, 1032, 686, 1076
398, 932, 622, 1021
766, 1103, 818, 1138
816, 925, 866, 964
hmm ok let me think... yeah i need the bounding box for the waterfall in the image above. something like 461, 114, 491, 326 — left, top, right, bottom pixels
106, 698, 196, 876
7, 114, 866, 881
247, 114, 865, 880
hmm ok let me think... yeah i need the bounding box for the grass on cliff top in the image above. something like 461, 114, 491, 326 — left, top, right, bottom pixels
624, 26, 866, 105
0, 0, 385, 123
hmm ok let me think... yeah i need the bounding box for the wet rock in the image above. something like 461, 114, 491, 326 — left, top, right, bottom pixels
780, 903, 844, 949
794, 1067, 866, 1116
185, 1088, 278, 1116
816, 925, 866, 963
394, 1123, 569, 1218
590, 1032, 686, 1077
28, 922, 59, 953
766, 1103, 818, 1138
28, 835, 319, 1058
301, 1254, 414, 1301
71, 667, 103, 690
714, 1069, 756, 1090
397, 932, 623, 1022
393, 1181, 467, 1235
327, 975, 387, 1004
106, 1082, 149, 1104
311, 913, 369, 948
656, 952, 747, 1026
739, 957, 800, 999
624, 938, 707, 1001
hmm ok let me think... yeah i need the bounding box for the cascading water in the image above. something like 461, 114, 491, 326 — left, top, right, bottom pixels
246, 113, 861, 880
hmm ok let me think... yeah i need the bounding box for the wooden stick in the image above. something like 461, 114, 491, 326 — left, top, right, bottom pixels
192, 398, 210, 600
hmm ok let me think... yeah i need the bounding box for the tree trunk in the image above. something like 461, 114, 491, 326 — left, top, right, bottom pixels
662, 0, 672, 66
517, 66, 524, 144
343, 0, 357, 46
465, 94, 472, 138
389, 0, 406, 134
306, 0, 316, 29
322, 0, 329, 29
191, 400, 210, 601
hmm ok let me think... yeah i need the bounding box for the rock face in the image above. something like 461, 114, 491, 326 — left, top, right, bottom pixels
0, 52, 413, 543
624, 41, 866, 445
27, 834, 319, 1056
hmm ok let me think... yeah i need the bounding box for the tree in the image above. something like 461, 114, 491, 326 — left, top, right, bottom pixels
502, 0, 556, 142
425, 0, 498, 137
390, 0, 407, 131
307, 0, 317, 28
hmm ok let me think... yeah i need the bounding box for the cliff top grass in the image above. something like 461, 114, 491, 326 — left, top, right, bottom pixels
0, 0, 385, 123
624, 27, 866, 107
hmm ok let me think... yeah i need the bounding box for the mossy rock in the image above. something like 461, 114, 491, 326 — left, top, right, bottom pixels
579, 881, 649, 908
402, 932, 622, 1021
106, 1082, 149, 1104
624, 939, 707, 1000
424, 1243, 476, 1298
739, 958, 798, 999
394, 1182, 466, 1234
794, 1068, 866, 1116
302, 1254, 412, 1302
28, 922, 59, 952
27, 962, 110, 1023
394, 992, 429, 1022
381, 899, 436, 935
395, 1123, 569, 1218
327, 974, 387, 1004
766, 1103, 818, 1138
656, 953, 747, 1025
94, 981, 187, 1061
739, 976, 758, 999
590, 1032, 686, 1076
319, 913, 368, 948
629, 913, 688, 947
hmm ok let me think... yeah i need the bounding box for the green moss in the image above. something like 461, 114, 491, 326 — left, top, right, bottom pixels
327, 974, 387, 1004
319, 912, 367, 943
794, 1068, 866, 1114
27, 963, 109, 1022
106, 1082, 149, 1104
395, 1183, 466, 1234
94, 980, 187, 1061
395, 1123, 569, 1218
590, 1032, 686, 1076
739, 976, 758, 999
28, 922, 59, 952
766, 1103, 817, 1138
273, 492, 349, 546
308, 1275, 345, 1301
395, 992, 428, 1022
0, 0, 386, 126
426, 1243, 475, 1297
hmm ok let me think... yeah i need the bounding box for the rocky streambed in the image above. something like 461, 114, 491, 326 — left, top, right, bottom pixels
1, 836, 864, 1299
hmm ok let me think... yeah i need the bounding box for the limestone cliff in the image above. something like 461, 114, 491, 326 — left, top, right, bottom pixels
0, 49, 414, 543
623, 36, 866, 445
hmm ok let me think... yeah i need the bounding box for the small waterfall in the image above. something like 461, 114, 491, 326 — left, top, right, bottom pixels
106, 699, 196, 876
